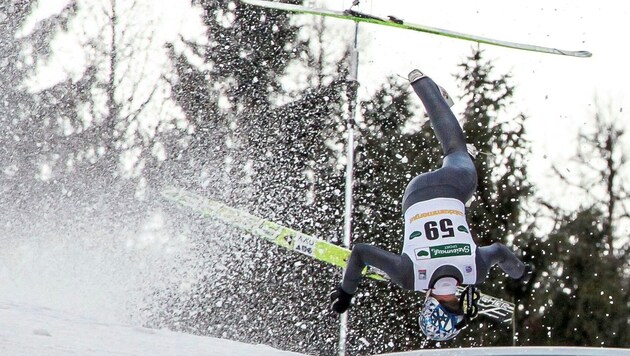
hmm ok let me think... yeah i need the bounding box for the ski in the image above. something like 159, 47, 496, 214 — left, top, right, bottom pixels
240, 0, 591, 58
161, 187, 515, 323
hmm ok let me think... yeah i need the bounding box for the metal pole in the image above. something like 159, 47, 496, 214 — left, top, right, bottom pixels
512, 296, 517, 346
338, 19, 360, 356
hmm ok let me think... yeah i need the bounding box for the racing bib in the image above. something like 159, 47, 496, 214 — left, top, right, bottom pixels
403, 198, 477, 290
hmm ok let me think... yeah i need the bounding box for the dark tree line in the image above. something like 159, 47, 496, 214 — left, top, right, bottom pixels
519, 111, 630, 347
2, 1, 628, 355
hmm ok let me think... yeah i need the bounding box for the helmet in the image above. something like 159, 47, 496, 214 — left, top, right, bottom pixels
418, 296, 464, 341
419, 286, 480, 341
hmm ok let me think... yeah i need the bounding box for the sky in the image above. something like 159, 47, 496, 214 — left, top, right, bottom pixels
317, 0, 630, 215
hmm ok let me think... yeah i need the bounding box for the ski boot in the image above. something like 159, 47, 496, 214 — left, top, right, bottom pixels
466, 143, 479, 160
408, 69, 454, 107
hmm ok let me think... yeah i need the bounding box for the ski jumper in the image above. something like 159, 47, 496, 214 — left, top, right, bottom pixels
340, 75, 524, 295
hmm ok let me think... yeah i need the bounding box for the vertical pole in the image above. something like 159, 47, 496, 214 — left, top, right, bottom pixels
338, 19, 360, 356
512, 297, 517, 346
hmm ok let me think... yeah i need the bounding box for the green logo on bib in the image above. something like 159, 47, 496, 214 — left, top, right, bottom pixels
457, 225, 469, 233
430, 243, 472, 258
417, 249, 430, 258
410, 231, 423, 240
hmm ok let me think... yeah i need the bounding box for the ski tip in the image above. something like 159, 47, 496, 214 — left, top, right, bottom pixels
560, 50, 592, 58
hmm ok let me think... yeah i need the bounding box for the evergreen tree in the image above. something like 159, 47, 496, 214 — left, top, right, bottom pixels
0, 2, 35, 178
458, 48, 530, 248
0, 1, 41, 225
18, 0, 205, 193
347, 77, 434, 354
159, 3, 352, 354
163, 0, 310, 193
525, 108, 630, 347
456, 48, 533, 346
533, 208, 630, 346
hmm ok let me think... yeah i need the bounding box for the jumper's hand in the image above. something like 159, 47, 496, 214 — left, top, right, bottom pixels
330, 286, 354, 313
516, 263, 535, 284
506, 263, 535, 295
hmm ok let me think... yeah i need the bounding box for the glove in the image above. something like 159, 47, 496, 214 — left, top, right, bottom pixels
506, 263, 535, 295
515, 263, 535, 284
330, 285, 354, 313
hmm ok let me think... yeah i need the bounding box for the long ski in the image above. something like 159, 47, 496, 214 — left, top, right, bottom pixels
161, 187, 515, 323
240, 0, 591, 58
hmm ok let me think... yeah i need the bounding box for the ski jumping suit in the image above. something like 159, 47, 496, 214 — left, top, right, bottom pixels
341, 75, 525, 294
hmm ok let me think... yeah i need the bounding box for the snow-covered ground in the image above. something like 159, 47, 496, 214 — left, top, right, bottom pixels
0, 210, 304, 355
0, 300, 304, 356
5, 298, 628, 356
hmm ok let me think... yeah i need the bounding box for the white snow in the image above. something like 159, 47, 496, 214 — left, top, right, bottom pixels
0, 300, 304, 356
0, 210, 304, 355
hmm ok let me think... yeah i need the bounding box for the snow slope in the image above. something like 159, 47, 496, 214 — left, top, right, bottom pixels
0, 300, 304, 356
380, 347, 630, 356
